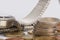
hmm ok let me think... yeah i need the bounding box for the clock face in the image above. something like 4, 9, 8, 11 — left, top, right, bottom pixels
0, 0, 38, 21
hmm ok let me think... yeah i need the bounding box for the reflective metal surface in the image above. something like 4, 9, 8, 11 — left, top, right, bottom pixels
0, 16, 21, 33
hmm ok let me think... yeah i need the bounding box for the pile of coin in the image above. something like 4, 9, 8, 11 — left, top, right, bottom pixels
33, 17, 60, 40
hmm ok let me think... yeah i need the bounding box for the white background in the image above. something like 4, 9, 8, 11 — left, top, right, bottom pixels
0, 0, 60, 21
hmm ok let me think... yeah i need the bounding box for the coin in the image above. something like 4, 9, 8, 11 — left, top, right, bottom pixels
6, 37, 24, 40
34, 36, 55, 40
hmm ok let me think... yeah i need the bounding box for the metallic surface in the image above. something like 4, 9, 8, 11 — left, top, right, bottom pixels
0, 16, 22, 33
20, 0, 51, 25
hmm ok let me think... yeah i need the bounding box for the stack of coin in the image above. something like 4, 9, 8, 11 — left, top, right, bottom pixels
56, 22, 60, 40
33, 17, 60, 40
34, 21, 56, 36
